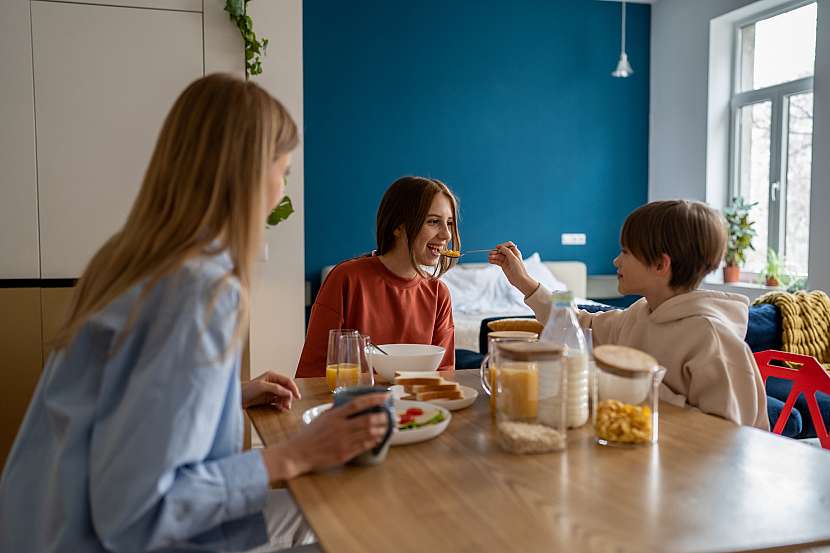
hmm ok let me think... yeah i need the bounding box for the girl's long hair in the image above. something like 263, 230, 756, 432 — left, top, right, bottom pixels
376, 176, 461, 279
53, 73, 298, 352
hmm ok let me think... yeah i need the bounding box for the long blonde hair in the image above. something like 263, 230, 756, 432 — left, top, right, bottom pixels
54, 73, 298, 351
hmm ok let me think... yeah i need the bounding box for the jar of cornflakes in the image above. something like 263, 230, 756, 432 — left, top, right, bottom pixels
493, 342, 567, 454
592, 345, 666, 446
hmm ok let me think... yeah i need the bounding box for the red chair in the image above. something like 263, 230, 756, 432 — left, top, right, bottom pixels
754, 349, 830, 449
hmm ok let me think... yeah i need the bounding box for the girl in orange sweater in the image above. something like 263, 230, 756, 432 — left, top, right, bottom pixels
297, 176, 461, 377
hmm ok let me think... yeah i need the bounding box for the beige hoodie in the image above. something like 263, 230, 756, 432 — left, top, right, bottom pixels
527, 286, 769, 430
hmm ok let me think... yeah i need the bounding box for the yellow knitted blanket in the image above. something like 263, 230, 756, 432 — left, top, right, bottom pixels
753, 290, 830, 365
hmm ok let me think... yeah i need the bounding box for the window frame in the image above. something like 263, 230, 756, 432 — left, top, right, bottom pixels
728, 0, 815, 276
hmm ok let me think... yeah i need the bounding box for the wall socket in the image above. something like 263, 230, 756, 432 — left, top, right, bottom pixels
561, 233, 587, 246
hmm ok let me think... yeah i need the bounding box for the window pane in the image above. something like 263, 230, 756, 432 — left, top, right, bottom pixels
785, 92, 813, 275
737, 101, 771, 273
739, 3, 817, 91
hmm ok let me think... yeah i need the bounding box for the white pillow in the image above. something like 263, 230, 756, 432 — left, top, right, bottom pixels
525, 252, 568, 293
497, 252, 568, 310
443, 253, 567, 314
441, 264, 512, 314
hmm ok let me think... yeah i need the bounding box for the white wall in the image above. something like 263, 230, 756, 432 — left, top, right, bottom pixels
0, 0, 39, 278
203, 0, 307, 379
248, 1, 306, 379
807, 0, 830, 292
649, 0, 758, 202
650, 0, 830, 290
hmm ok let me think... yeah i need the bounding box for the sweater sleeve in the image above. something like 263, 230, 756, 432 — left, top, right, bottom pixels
524, 284, 552, 324
682, 320, 770, 430
296, 278, 345, 378
576, 308, 629, 347
434, 282, 455, 369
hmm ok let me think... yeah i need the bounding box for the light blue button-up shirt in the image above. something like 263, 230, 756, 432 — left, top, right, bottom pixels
0, 252, 270, 552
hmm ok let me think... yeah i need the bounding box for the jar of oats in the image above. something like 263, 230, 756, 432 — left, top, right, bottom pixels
493, 342, 567, 454
592, 345, 666, 446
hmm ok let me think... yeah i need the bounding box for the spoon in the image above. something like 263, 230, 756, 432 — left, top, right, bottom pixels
369, 342, 390, 355
439, 248, 491, 258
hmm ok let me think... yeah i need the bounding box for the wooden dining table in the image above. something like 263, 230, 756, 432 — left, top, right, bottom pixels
247, 370, 830, 553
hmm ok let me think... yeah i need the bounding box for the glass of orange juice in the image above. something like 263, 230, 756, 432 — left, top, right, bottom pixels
326, 329, 374, 392
326, 329, 358, 392
336, 333, 374, 391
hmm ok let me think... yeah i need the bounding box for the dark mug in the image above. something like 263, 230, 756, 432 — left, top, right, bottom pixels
333, 385, 395, 465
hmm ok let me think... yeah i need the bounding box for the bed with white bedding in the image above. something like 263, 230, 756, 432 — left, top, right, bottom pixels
319, 253, 592, 354
441, 254, 592, 352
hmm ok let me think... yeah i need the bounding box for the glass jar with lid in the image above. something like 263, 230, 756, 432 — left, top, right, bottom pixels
592, 345, 667, 446
492, 341, 567, 454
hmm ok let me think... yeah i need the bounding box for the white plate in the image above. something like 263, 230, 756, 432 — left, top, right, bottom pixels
301, 399, 451, 446
390, 384, 478, 411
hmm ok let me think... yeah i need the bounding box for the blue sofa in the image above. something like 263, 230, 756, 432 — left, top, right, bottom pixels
455, 303, 829, 439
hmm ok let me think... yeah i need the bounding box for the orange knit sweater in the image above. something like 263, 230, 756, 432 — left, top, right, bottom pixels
296, 256, 455, 378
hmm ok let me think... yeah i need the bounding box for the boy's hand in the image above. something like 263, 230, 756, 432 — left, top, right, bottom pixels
488, 242, 540, 298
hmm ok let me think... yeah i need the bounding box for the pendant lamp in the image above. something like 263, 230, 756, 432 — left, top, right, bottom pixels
612, 1, 633, 78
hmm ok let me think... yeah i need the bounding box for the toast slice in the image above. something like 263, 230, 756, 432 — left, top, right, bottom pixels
402, 389, 463, 401
405, 382, 460, 394
394, 374, 444, 387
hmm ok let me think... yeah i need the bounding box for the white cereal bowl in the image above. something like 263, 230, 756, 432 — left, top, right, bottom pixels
369, 344, 446, 383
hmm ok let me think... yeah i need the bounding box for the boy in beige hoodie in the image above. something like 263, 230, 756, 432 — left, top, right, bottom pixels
490, 200, 769, 430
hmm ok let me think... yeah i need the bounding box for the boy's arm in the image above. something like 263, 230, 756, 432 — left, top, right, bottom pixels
682, 322, 770, 430
576, 308, 629, 346
526, 285, 630, 347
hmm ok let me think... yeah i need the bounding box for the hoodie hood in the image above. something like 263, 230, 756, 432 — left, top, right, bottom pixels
649, 289, 749, 335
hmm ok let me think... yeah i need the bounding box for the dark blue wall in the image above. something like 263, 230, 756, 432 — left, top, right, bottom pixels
303, 0, 650, 293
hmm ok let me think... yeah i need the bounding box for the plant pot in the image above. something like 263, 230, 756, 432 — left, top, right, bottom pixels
723, 264, 741, 283
766, 276, 780, 287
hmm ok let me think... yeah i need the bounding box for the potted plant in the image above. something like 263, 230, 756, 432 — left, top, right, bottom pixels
759, 248, 783, 287
723, 197, 757, 283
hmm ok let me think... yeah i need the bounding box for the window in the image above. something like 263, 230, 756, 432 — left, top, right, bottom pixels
730, 1, 816, 275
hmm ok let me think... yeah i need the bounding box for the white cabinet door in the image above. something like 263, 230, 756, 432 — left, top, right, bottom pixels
0, 1, 39, 279
32, 1, 203, 278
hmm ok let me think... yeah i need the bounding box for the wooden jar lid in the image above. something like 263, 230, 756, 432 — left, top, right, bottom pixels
593, 345, 658, 376
498, 342, 563, 361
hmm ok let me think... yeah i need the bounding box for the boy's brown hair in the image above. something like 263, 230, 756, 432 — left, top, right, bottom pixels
620, 200, 726, 290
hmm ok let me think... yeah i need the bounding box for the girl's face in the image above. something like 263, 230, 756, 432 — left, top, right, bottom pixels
406, 193, 455, 267
266, 153, 292, 210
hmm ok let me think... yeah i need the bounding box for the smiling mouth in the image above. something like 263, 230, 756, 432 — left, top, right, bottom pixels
427, 243, 444, 256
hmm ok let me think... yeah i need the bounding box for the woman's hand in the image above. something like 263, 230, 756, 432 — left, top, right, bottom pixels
241, 371, 301, 410
260, 393, 391, 484
488, 242, 539, 297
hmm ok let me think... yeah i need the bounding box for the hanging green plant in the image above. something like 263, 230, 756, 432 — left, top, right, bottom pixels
225, 0, 293, 227
225, 0, 268, 77
267, 183, 295, 227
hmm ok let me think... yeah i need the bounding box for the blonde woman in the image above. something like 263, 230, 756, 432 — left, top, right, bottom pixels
0, 74, 389, 553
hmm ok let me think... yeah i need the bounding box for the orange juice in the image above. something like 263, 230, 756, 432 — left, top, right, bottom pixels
326, 363, 360, 391
498, 364, 538, 419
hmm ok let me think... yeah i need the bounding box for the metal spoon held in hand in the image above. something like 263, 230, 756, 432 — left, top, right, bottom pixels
439, 248, 492, 258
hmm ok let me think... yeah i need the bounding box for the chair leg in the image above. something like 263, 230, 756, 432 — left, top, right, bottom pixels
804, 392, 830, 450
773, 388, 800, 435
